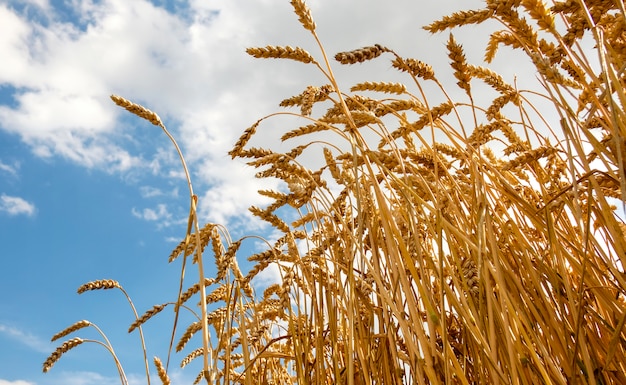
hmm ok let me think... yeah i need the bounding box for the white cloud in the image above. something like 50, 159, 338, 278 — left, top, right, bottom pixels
22, 0, 50, 11
139, 185, 163, 198
0, 380, 36, 385
131, 203, 171, 222
31, 369, 199, 385
45, 371, 130, 385
0, 161, 19, 177
139, 185, 179, 199
0, 194, 36, 216
0, 0, 517, 231
0, 323, 49, 353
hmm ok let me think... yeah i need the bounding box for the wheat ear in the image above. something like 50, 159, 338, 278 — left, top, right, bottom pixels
110, 95, 164, 127
290, 0, 316, 31
43, 338, 84, 373
51, 320, 90, 342
154, 356, 171, 385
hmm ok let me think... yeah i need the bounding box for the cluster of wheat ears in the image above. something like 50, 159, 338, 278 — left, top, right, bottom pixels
43, 0, 626, 384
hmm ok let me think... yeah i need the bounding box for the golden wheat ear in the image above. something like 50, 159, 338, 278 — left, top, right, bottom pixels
77, 279, 121, 293
51, 320, 91, 341
43, 338, 84, 372
110, 94, 164, 127
246, 45, 317, 64
334, 44, 389, 64
154, 356, 171, 385
290, 0, 316, 32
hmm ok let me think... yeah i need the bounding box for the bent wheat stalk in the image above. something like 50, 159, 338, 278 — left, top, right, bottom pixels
110, 95, 212, 381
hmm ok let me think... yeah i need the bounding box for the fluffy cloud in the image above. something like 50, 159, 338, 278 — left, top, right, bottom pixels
0, 0, 502, 230
0, 324, 49, 353
0, 194, 36, 216
131, 203, 171, 222
0, 380, 36, 385
0, 161, 19, 177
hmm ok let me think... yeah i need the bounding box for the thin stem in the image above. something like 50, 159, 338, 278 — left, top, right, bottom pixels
157, 123, 212, 383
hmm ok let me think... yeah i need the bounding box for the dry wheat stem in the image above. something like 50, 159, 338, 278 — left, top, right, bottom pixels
45, 338, 129, 385
78, 279, 152, 384
44, 2, 626, 384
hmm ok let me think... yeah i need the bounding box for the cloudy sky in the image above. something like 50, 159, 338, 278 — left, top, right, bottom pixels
0, 0, 511, 383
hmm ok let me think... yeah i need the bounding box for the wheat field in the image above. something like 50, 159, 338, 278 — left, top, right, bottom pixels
44, 0, 626, 384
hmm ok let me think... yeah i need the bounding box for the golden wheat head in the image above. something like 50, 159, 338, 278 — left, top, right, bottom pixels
43, 337, 84, 373
110, 95, 164, 127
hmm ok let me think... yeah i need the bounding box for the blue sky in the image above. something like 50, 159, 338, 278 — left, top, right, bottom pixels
0, 0, 498, 384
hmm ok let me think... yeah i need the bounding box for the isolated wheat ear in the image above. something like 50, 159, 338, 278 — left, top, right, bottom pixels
110, 95, 164, 127
43, 338, 84, 373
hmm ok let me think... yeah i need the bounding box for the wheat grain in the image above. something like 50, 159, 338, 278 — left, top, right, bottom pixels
215, 240, 239, 281
180, 347, 204, 368
176, 279, 216, 310
521, 0, 555, 31
433, 143, 464, 160
335, 44, 388, 64
154, 356, 171, 385
236, 147, 275, 159
562, 16, 588, 47
205, 284, 230, 304
290, 0, 316, 32
281, 123, 331, 142
400, 101, 454, 136
207, 308, 227, 328
447, 34, 472, 94
129, 304, 167, 333
486, 92, 520, 120
169, 223, 215, 263
77, 279, 121, 294
391, 57, 435, 80
350, 81, 407, 94
550, 0, 579, 13
320, 110, 380, 128
498, 122, 528, 151
374, 99, 426, 117
258, 189, 287, 202
468, 120, 511, 146
341, 94, 380, 112
301, 86, 320, 116
503, 146, 558, 170
229, 121, 261, 159
292, 210, 323, 228
529, 53, 581, 87
248, 323, 271, 346
43, 338, 84, 372
176, 322, 201, 352
246, 46, 316, 64
424, 9, 494, 33
485, 31, 522, 63
467, 65, 515, 93
51, 320, 90, 342
280, 84, 332, 108
110, 95, 163, 127
461, 256, 480, 301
